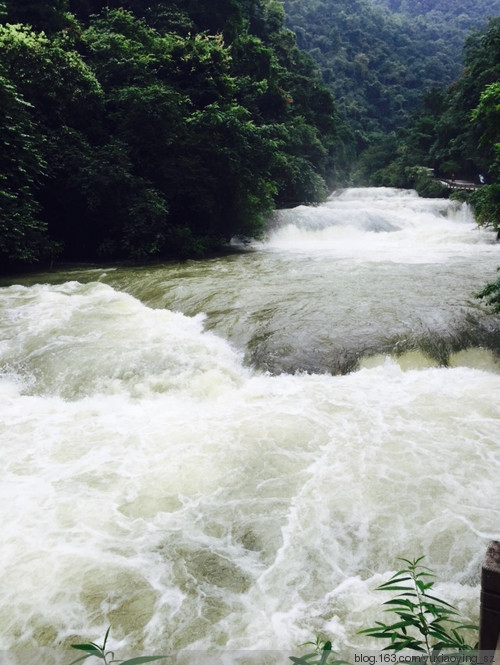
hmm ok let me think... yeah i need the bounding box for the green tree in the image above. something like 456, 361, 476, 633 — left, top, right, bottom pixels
468, 84, 500, 232
358, 16, 500, 186
3, 0, 69, 33
0, 70, 52, 264
80, 10, 275, 252
0, 0, 344, 266
471, 81, 500, 151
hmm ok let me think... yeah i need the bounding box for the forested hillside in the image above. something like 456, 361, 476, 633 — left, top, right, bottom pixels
0, 0, 347, 268
282, 0, 500, 306
359, 6, 500, 310
373, 0, 499, 26
358, 17, 500, 208
283, 0, 500, 146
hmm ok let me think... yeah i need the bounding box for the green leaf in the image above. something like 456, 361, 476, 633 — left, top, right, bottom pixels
120, 656, 168, 665
390, 639, 424, 652
359, 621, 393, 636
422, 594, 457, 609
359, 555, 479, 654
377, 585, 414, 594
377, 576, 412, 588
319, 642, 332, 665
290, 656, 316, 665
385, 619, 416, 630
403, 556, 427, 568
384, 598, 417, 609
422, 604, 456, 617
71, 645, 103, 653
102, 627, 111, 650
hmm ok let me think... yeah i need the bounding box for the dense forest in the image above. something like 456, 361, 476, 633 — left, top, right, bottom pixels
0, 0, 348, 267
283, 0, 500, 145
356, 5, 500, 311
2, 0, 500, 282
355, 17, 500, 204
281, 0, 500, 230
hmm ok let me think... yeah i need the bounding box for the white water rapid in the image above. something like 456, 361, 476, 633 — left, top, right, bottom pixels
0, 188, 499, 660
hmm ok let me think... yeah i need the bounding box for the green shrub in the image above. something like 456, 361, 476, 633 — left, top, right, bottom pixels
291, 557, 478, 664
470, 184, 500, 231
359, 557, 478, 655
477, 267, 500, 313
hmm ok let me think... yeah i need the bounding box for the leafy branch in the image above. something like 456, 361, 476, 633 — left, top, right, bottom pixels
359, 557, 478, 656
70, 627, 167, 665
290, 638, 351, 665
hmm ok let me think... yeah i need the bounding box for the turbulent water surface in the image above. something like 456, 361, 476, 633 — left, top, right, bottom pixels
1, 188, 499, 658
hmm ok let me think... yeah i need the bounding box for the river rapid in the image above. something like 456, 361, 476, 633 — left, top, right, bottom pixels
1, 188, 499, 659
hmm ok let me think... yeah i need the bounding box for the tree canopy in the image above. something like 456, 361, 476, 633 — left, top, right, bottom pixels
283, 0, 500, 149
3, 0, 500, 271
0, 0, 345, 267
355, 18, 500, 194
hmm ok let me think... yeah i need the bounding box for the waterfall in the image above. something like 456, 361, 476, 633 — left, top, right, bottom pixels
0, 188, 499, 657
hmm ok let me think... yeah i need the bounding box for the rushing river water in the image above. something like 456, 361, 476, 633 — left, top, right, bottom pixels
1, 188, 500, 659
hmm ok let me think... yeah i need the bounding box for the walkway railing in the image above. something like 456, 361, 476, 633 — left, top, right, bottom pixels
438, 179, 481, 191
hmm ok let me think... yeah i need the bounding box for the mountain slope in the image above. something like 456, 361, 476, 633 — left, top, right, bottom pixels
283, 0, 500, 144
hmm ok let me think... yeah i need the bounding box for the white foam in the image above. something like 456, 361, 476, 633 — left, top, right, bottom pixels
0, 299, 498, 650
0, 282, 247, 399
1, 187, 499, 654
265, 188, 496, 263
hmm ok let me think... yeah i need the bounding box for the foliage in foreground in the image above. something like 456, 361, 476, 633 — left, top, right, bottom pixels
289, 557, 478, 665
68, 556, 478, 664
477, 268, 500, 313
71, 557, 478, 665
359, 557, 477, 655
70, 627, 166, 665
70, 557, 478, 665
291, 638, 350, 665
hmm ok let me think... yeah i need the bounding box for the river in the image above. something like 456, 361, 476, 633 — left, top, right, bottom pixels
1, 188, 499, 659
